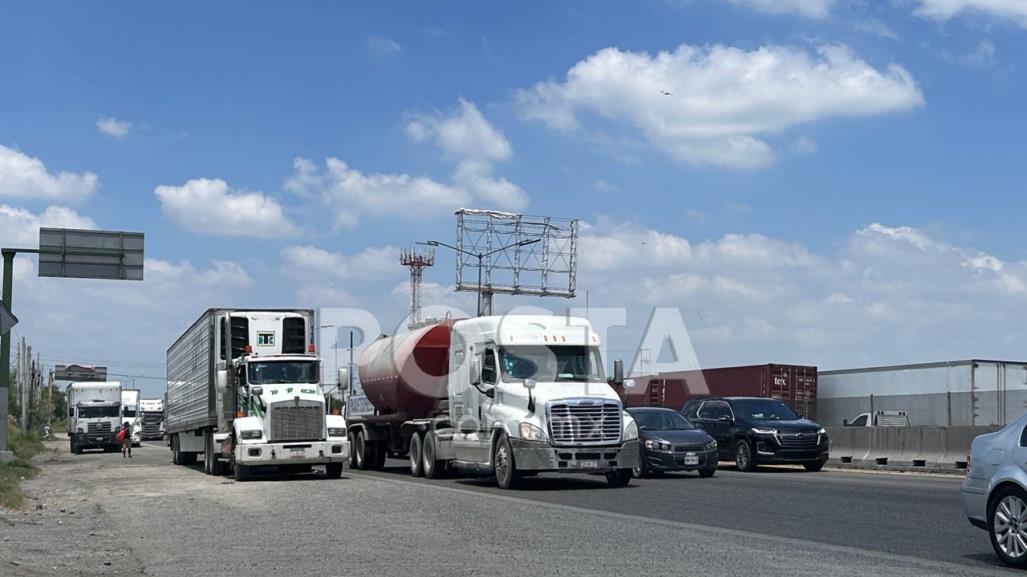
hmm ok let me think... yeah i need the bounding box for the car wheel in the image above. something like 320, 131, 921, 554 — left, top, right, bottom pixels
804, 461, 825, 472
735, 439, 757, 472
990, 486, 1027, 568
632, 448, 648, 478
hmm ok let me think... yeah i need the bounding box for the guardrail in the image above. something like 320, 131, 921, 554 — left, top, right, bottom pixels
826, 425, 1002, 469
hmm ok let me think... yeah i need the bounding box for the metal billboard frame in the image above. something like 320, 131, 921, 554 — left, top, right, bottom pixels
38, 228, 144, 281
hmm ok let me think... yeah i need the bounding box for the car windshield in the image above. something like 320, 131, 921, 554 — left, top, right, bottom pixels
632, 410, 695, 431
79, 405, 119, 418
498, 345, 605, 383
247, 361, 319, 385
733, 399, 799, 421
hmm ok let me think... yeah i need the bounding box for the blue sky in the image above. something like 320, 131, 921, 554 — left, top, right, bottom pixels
3, 1, 1027, 396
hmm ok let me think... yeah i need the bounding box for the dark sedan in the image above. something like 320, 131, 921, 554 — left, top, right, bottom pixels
627, 407, 718, 478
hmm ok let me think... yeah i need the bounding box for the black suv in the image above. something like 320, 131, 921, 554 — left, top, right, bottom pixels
681, 397, 829, 472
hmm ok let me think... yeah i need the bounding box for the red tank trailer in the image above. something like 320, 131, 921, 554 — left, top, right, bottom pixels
358, 321, 452, 420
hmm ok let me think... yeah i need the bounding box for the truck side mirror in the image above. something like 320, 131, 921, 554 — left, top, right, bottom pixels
523, 378, 536, 390
612, 359, 624, 386
337, 368, 348, 388
471, 357, 481, 386
251, 386, 263, 397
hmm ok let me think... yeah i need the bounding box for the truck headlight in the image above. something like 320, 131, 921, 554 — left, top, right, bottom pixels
518, 422, 547, 442
327, 427, 346, 438
644, 440, 672, 452
624, 420, 638, 441
240, 429, 262, 440
704, 440, 718, 451
751, 427, 777, 435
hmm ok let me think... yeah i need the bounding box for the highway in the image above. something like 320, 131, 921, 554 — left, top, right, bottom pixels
1, 441, 1013, 577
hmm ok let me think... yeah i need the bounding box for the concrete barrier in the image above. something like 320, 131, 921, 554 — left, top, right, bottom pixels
826, 425, 1002, 469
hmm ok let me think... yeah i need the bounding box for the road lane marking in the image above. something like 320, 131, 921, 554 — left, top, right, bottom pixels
345, 470, 1007, 576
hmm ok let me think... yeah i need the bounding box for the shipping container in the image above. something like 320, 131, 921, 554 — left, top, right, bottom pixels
619, 364, 818, 420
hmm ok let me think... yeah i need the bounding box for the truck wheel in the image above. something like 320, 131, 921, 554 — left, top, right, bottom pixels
423, 432, 444, 479
171, 435, 181, 465
325, 462, 343, 479
347, 432, 358, 469
606, 468, 633, 488
234, 464, 250, 482
735, 439, 758, 472
372, 441, 387, 470
494, 434, 520, 490
354, 431, 369, 470
409, 432, 424, 477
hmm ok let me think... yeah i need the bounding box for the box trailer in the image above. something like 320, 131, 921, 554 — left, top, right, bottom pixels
165, 308, 349, 480
67, 381, 122, 454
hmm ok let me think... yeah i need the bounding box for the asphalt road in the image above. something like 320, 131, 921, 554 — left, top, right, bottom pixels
0, 441, 1014, 577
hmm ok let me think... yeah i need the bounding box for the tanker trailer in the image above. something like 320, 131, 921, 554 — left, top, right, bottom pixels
345, 314, 640, 489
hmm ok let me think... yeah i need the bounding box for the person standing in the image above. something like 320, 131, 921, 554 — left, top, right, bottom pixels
120, 422, 133, 458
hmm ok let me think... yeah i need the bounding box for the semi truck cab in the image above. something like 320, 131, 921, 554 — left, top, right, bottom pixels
446, 315, 639, 488
68, 381, 123, 454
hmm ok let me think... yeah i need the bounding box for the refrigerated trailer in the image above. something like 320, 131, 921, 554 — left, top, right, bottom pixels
165, 309, 349, 481
67, 381, 122, 454
346, 315, 639, 489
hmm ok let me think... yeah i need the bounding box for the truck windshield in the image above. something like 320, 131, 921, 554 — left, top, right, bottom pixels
498, 345, 604, 383
122, 406, 137, 417
733, 399, 799, 421
247, 361, 319, 385
79, 406, 119, 418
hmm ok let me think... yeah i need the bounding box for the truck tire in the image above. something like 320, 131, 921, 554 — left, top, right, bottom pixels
70, 439, 80, 455
422, 432, 444, 479
605, 468, 633, 488
493, 433, 521, 490
347, 432, 358, 469
172, 435, 181, 465
354, 430, 369, 470
234, 463, 251, 482
409, 432, 424, 477
325, 462, 343, 479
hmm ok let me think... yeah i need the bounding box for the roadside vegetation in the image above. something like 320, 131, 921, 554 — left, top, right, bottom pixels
0, 422, 46, 510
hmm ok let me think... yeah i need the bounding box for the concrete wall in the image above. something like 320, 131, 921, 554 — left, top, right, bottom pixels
827, 425, 1003, 468
817, 360, 1027, 427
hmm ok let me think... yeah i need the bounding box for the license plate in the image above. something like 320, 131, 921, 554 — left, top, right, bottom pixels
578, 460, 599, 469
290, 448, 305, 458
684, 454, 699, 466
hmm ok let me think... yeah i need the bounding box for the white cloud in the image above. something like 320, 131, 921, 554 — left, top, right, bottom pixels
792, 136, 819, 155
577, 220, 1027, 367
0, 145, 98, 200
406, 99, 529, 211
281, 244, 400, 280
915, 0, 1027, 28
723, 0, 835, 18
368, 36, 403, 56
959, 39, 998, 67
285, 157, 469, 228
155, 178, 298, 238
95, 116, 131, 138
516, 43, 924, 169
0, 204, 96, 247
853, 18, 899, 39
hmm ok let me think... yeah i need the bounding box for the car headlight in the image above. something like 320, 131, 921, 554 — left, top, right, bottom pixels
327, 427, 347, 438
644, 439, 672, 452
751, 427, 777, 435
817, 428, 826, 435
624, 420, 638, 441
240, 429, 262, 440
704, 439, 718, 451
518, 422, 547, 442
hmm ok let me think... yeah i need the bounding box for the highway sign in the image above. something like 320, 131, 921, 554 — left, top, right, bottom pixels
0, 302, 16, 336
38, 228, 144, 280
54, 364, 108, 382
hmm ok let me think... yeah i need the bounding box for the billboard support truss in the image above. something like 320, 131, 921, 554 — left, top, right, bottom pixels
454, 209, 578, 316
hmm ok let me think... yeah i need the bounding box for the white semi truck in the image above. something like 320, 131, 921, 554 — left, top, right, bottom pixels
165, 309, 349, 481
121, 388, 142, 446
348, 315, 640, 489
138, 398, 165, 440
67, 381, 123, 454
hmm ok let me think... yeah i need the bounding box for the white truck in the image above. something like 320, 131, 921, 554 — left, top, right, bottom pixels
138, 398, 165, 440
67, 381, 123, 454
165, 309, 349, 481
844, 410, 911, 427
348, 315, 640, 489
121, 388, 142, 446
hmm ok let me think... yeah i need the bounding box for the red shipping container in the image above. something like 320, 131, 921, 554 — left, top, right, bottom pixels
618, 364, 818, 420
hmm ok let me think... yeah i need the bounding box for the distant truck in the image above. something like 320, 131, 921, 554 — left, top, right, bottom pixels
165, 309, 349, 481
138, 398, 164, 440
844, 410, 910, 427
67, 381, 122, 454
346, 315, 639, 489
121, 388, 142, 446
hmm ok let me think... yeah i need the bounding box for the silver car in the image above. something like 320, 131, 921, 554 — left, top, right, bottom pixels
964, 413, 1027, 568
